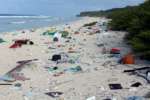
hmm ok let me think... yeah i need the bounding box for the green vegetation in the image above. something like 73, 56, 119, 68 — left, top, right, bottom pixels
78, 0, 150, 60
83, 21, 97, 27
78, 6, 138, 18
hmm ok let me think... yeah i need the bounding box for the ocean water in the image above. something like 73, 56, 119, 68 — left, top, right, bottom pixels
0, 0, 144, 33
0, 16, 79, 33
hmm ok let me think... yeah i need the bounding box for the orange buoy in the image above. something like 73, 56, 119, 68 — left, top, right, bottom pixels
122, 53, 135, 64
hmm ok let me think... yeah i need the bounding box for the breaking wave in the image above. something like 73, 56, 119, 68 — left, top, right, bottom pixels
10, 21, 26, 24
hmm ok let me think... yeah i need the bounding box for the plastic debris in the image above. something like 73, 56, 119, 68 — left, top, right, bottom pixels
45, 92, 63, 98
53, 32, 62, 41
64, 66, 82, 73
0, 38, 5, 43
46, 66, 59, 72
9, 39, 34, 48
14, 83, 22, 87
121, 53, 135, 64
61, 31, 69, 38
110, 48, 121, 54
86, 96, 96, 100
51, 54, 61, 61
10, 83, 22, 90
131, 82, 142, 87
109, 84, 123, 90
42, 29, 56, 36
53, 37, 59, 42
125, 96, 144, 100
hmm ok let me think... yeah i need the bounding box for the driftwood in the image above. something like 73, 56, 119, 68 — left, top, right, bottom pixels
45, 92, 63, 98
124, 67, 150, 83
6, 59, 38, 75
123, 67, 150, 73
1, 59, 38, 82
0, 83, 12, 85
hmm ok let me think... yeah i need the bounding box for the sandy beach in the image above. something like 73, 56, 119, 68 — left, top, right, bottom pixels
0, 17, 149, 100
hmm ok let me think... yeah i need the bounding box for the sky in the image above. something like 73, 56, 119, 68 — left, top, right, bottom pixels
0, 0, 144, 17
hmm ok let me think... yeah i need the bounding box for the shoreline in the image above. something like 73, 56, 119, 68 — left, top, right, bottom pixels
0, 17, 101, 38
0, 16, 81, 34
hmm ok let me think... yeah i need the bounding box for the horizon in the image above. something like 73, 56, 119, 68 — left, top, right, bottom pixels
0, 0, 144, 17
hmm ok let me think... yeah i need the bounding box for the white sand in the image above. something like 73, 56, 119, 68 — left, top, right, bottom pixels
0, 17, 149, 100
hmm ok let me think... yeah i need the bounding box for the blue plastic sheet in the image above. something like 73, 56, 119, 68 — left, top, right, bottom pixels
126, 96, 144, 100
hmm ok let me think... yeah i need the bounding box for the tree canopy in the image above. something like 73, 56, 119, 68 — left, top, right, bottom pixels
78, 0, 150, 60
